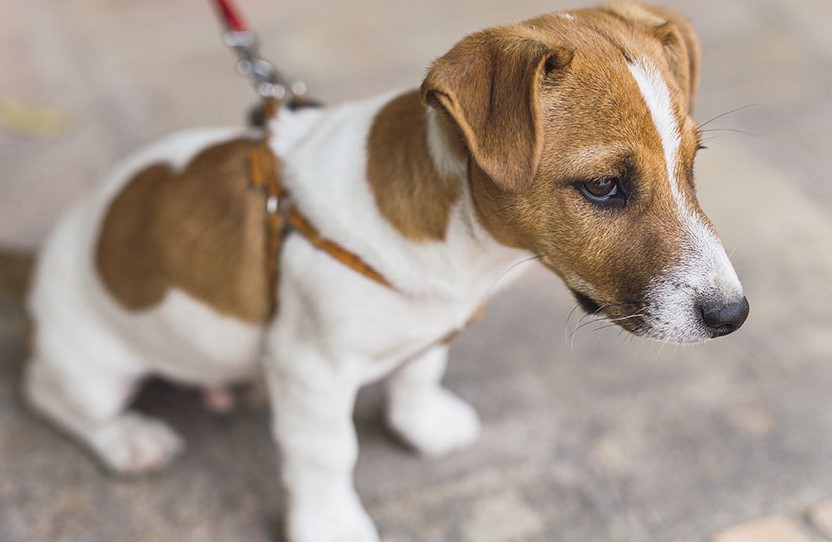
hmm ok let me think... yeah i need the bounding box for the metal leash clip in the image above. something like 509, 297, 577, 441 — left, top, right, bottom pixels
222, 30, 307, 102
211, 0, 310, 105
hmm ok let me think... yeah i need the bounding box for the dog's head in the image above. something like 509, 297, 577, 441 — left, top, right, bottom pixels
421, 2, 748, 343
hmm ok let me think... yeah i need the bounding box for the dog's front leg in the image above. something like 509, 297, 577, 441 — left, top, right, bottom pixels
386, 344, 481, 456
266, 351, 379, 542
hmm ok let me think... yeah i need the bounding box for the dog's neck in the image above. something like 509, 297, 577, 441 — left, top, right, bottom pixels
426, 105, 534, 282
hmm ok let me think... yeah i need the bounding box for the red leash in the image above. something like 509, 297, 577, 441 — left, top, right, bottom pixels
211, 0, 248, 32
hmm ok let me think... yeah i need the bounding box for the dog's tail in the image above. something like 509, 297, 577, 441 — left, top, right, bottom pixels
0, 248, 35, 298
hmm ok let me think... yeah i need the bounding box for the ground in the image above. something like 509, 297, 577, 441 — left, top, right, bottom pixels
2, 1, 832, 541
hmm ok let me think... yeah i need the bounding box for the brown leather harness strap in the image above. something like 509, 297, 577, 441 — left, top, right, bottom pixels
247, 134, 284, 314
284, 210, 394, 289
247, 100, 393, 316
438, 303, 487, 345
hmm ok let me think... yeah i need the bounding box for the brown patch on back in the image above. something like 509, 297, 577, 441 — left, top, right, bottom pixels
366, 91, 460, 242
96, 138, 272, 324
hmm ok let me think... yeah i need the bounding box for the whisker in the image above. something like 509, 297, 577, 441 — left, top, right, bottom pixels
573, 314, 613, 334
588, 315, 645, 334
572, 302, 613, 331
467, 202, 515, 228
607, 312, 646, 323
499, 254, 543, 281
572, 316, 605, 335
699, 135, 725, 146
698, 127, 756, 138
654, 340, 668, 362
564, 304, 583, 343
583, 312, 646, 334
483, 255, 544, 302
727, 243, 743, 259
563, 293, 646, 349
568, 308, 613, 348
571, 303, 619, 334
697, 104, 756, 130
569, 304, 643, 340
575, 310, 597, 327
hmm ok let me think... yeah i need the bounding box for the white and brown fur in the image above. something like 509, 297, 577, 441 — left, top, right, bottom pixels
23, 3, 747, 541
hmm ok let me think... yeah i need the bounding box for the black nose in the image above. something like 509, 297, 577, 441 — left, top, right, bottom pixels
700, 296, 750, 337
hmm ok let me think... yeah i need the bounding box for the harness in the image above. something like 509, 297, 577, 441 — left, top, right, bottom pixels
210, 0, 484, 340
211, 0, 393, 316
247, 125, 394, 315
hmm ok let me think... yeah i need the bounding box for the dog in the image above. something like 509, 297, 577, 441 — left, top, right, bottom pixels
22, 2, 748, 541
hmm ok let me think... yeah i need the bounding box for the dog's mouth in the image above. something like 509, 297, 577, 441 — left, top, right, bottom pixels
571, 289, 602, 314
568, 288, 648, 335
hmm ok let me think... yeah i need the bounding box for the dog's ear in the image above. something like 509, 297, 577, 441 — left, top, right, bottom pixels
607, 3, 701, 113
421, 30, 573, 192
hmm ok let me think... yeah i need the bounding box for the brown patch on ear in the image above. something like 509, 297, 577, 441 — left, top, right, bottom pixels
604, 2, 701, 112
421, 29, 573, 192
367, 91, 460, 242
96, 138, 272, 324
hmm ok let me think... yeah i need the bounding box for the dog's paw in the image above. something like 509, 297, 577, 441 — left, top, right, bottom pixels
288, 497, 379, 542
387, 388, 481, 457
90, 413, 185, 475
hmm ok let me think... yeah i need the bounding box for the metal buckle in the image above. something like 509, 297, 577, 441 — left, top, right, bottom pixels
264, 192, 294, 218
266, 194, 279, 215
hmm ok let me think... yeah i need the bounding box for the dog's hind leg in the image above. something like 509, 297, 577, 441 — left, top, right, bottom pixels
385, 344, 481, 457
24, 353, 185, 475
23, 331, 184, 475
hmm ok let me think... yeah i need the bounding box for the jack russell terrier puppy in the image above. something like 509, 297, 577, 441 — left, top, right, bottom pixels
24, 2, 749, 541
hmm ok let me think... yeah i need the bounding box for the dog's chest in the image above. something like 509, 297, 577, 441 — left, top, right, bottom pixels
273, 228, 509, 379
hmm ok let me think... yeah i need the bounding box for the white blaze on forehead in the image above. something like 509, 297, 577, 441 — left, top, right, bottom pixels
628, 61, 685, 210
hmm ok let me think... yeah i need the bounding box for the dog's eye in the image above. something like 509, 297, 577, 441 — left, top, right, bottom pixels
579, 178, 625, 207
582, 178, 617, 197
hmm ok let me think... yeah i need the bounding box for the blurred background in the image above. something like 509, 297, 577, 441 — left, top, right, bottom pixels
1, 0, 831, 541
